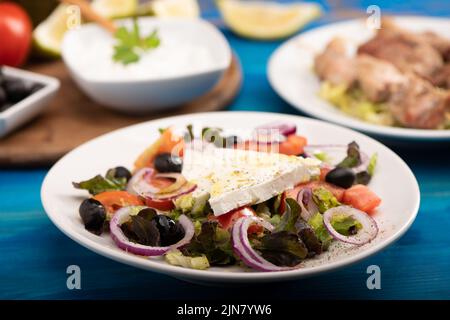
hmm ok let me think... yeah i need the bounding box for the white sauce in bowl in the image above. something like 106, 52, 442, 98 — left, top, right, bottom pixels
71, 32, 217, 81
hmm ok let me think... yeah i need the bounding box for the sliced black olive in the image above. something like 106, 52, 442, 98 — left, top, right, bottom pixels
154, 153, 182, 173
325, 167, 356, 189
79, 198, 106, 234
152, 215, 185, 246
106, 166, 132, 181
3, 79, 31, 103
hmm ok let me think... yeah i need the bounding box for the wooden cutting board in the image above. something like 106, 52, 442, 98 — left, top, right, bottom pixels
0, 54, 242, 167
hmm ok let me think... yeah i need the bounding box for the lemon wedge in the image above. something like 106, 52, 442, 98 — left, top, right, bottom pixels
91, 0, 138, 19
33, 4, 74, 57
151, 0, 200, 18
217, 0, 322, 40
33, 0, 138, 57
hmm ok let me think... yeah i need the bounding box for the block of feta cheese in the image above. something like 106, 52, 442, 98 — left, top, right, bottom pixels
181, 145, 320, 216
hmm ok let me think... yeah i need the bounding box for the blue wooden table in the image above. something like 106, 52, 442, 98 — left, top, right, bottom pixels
1, 0, 450, 300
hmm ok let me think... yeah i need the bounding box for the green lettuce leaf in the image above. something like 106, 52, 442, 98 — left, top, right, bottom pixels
274, 198, 301, 233
181, 221, 234, 265
72, 174, 127, 195
252, 231, 308, 267
312, 187, 341, 213
337, 141, 361, 168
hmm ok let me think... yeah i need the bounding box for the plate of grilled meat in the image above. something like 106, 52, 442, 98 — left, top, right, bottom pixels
268, 16, 450, 140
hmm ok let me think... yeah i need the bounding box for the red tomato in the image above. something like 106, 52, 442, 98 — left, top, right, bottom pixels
343, 184, 381, 214
145, 198, 175, 211
319, 166, 332, 181
235, 134, 307, 156
211, 207, 262, 234
279, 135, 307, 155
286, 180, 345, 202
278, 192, 287, 215
0, 2, 32, 67
93, 191, 144, 215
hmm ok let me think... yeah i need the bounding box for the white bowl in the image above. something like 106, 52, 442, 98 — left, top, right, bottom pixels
268, 16, 450, 141
0, 67, 60, 138
41, 111, 420, 284
62, 18, 231, 113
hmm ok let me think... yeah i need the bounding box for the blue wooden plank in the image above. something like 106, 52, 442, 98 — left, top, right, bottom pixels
1, 0, 450, 299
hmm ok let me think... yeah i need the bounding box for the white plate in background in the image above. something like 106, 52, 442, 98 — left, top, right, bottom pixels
268, 16, 450, 141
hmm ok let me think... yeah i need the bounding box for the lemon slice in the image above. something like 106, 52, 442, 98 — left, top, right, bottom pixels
91, 0, 138, 19
218, 0, 322, 40
33, 0, 138, 57
33, 4, 74, 57
151, 0, 200, 18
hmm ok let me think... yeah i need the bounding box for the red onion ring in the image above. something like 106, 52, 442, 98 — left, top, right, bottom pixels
153, 173, 187, 194
232, 216, 300, 272
323, 206, 378, 245
255, 121, 297, 137
127, 167, 196, 200
296, 188, 319, 221
109, 206, 195, 256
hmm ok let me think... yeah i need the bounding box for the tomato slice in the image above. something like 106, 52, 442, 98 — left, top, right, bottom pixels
144, 198, 175, 211
277, 192, 287, 215
93, 191, 144, 215
343, 184, 381, 214
235, 134, 307, 156
279, 135, 307, 155
210, 207, 262, 234
134, 127, 184, 170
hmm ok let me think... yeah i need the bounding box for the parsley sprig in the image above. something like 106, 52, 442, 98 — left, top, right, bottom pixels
112, 19, 161, 65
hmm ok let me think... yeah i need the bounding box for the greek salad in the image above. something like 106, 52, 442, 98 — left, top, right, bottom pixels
73, 122, 381, 272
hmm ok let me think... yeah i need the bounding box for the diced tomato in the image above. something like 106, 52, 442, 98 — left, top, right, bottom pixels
93, 191, 144, 216
235, 134, 307, 156
343, 184, 381, 214
286, 180, 345, 202
319, 166, 332, 181
279, 135, 307, 155
278, 192, 287, 215
134, 127, 184, 170
144, 198, 175, 211
210, 207, 262, 234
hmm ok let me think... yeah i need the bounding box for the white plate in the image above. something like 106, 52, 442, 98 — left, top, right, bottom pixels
268, 16, 450, 141
41, 112, 420, 284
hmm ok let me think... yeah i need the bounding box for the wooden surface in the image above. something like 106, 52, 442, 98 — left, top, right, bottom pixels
0, 54, 241, 167
1, 0, 450, 300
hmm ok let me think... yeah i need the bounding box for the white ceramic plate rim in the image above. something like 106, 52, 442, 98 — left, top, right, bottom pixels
268, 16, 450, 141
62, 17, 232, 84
41, 111, 420, 283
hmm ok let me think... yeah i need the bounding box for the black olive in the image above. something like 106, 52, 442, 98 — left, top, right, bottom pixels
107, 166, 132, 181
29, 83, 44, 95
154, 153, 182, 173
152, 215, 185, 246
325, 167, 356, 189
79, 198, 106, 234
0, 87, 6, 107
3, 79, 31, 103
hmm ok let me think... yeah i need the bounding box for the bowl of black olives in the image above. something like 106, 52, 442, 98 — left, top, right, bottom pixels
0, 66, 60, 138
